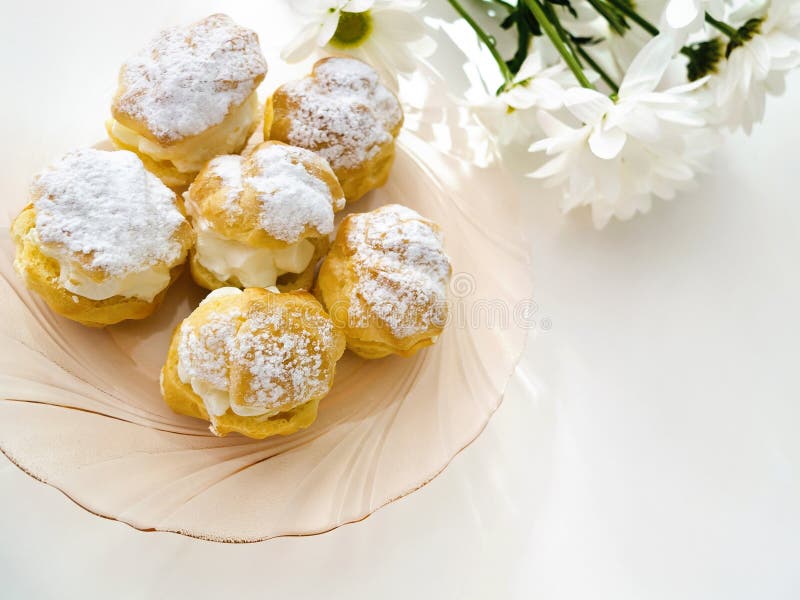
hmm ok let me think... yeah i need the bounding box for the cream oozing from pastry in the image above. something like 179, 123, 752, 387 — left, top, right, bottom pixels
185, 144, 343, 288
194, 222, 315, 288
108, 93, 260, 174
30, 148, 189, 302
177, 287, 243, 417
35, 230, 173, 301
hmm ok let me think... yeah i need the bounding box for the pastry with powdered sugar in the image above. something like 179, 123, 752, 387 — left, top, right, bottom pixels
184, 140, 345, 293
160, 287, 346, 439
315, 204, 452, 359
12, 148, 193, 327
107, 14, 267, 190
266, 57, 403, 203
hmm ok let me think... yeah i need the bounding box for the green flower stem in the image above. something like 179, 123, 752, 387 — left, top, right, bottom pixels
446, 0, 514, 87
575, 44, 620, 93
605, 0, 660, 36
587, 0, 628, 35
542, 0, 620, 93
704, 12, 740, 40
541, 1, 582, 66
522, 0, 595, 89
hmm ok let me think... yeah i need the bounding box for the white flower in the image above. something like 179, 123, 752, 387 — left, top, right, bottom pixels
282, 0, 434, 78
528, 34, 715, 228
473, 52, 591, 146
710, 0, 800, 133
282, 0, 374, 62
471, 97, 542, 147
502, 52, 573, 111
664, 0, 726, 32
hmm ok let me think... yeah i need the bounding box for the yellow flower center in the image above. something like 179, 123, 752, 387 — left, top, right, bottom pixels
330, 11, 373, 48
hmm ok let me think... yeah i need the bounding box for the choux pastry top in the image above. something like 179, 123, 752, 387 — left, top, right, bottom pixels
267, 57, 403, 203
108, 14, 267, 189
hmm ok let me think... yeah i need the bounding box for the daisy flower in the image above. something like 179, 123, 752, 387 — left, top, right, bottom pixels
473, 51, 599, 146
710, 0, 800, 133
528, 34, 716, 228
472, 51, 578, 145
282, 0, 435, 78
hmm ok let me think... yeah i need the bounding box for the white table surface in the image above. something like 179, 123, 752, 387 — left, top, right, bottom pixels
1, 2, 798, 599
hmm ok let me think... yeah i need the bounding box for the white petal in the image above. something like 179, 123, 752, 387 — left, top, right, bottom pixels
528, 152, 571, 179
706, 0, 726, 20
665, 0, 702, 30
564, 87, 613, 124
592, 155, 623, 202
765, 71, 787, 95
345, 0, 375, 12
617, 106, 662, 141
619, 34, 677, 98
373, 10, 425, 41
767, 31, 800, 63
369, 37, 417, 74
504, 86, 539, 110
662, 76, 710, 95
654, 159, 694, 181
528, 79, 566, 110
281, 23, 320, 62
536, 109, 580, 138
748, 36, 772, 80
410, 34, 437, 58
714, 55, 742, 105
515, 52, 546, 82
528, 139, 552, 154
591, 205, 615, 229
317, 11, 340, 46
655, 109, 705, 126
589, 126, 627, 159
293, 0, 337, 16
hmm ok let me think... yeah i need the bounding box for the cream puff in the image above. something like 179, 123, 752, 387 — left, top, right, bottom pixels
184, 141, 345, 292
266, 57, 403, 203
12, 148, 193, 327
161, 287, 346, 439
107, 14, 267, 190
315, 204, 452, 359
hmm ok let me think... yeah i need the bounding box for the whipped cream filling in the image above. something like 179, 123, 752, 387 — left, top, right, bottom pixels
32, 228, 173, 302
193, 220, 315, 288
177, 287, 280, 418
109, 93, 259, 173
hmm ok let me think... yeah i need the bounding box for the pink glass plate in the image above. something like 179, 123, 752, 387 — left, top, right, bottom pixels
0, 89, 531, 542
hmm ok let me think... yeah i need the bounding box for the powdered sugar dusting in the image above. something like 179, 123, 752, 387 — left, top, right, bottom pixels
230, 307, 336, 413
178, 303, 242, 392
209, 154, 244, 211
116, 14, 267, 143
197, 144, 341, 242
280, 58, 402, 170
32, 148, 187, 276
347, 205, 450, 337
247, 144, 339, 242
177, 290, 339, 416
